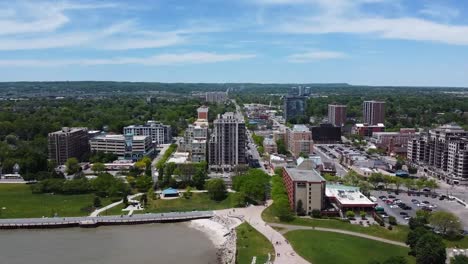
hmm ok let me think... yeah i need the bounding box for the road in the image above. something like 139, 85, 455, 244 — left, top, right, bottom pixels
232, 100, 270, 175
151, 143, 171, 182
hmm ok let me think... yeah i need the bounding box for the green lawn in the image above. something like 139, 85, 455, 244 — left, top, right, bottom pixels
285, 230, 415, 264
0, 184, 111, 218
262, 203, 468, 248
104, 193, 238, 215
262, 204, 409, 243
236, 222, 275, 264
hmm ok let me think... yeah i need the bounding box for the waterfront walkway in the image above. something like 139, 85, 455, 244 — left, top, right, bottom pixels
216, 204, 310, 264
0, 211, 213, 229
90, 193, 143, 217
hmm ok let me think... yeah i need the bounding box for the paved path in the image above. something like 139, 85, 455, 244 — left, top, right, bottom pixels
217, 204, 310, 264
89, 193, 143, 217
269, 223, 408, 248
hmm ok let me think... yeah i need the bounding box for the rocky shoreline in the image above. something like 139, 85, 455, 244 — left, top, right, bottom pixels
189, 214, 242, 264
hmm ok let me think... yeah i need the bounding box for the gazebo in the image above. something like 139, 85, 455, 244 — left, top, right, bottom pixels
162, 188, 180, 198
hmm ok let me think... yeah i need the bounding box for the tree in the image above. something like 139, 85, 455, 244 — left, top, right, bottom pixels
383, 175, 394, 190
406, 227, 430, 255
425, 179, 438, 194
452, 255, 468, 264
140, 193, 148, 207
273, 197, 294, 222
394, 177, 404, 194
296, 199, 305, 216
233, 169, 270, 202
415, 179, 426, 194
429, 211, 462, 235
93, 196, 102, 208
91, 162, 106, 174
232, 191, 247, 207
65, 158, 80, 175
276, 138, 288, 155
404, 178, 415, 192
414, 233, 446, 264
205, 179, 227, 201
388, 216, 397, 225
135, 176, 153, 192
123, 195, 129, 207
369, 173, 384, 189
147, 187, 155, 200
192, 169, 207, 190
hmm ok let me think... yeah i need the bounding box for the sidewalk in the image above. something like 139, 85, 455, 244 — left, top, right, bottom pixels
217, 205, 310, 264
89, 193, 143, 217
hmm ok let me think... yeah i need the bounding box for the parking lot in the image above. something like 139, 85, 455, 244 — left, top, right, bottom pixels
371, 190, 468, 229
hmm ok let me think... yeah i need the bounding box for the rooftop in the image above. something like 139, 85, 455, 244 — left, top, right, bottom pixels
326, 184, 375, 206
355, 123, 385, 128
284, 167, 325, 182
292, 124, 309, 132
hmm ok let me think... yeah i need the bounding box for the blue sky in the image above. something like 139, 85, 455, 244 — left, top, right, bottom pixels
0, 0, 467, 86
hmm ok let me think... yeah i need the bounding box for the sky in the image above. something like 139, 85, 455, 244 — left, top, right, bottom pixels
0, 0, 467, 86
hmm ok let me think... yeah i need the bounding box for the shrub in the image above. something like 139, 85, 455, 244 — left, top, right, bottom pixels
311, 209, 321, 218
346, 210, 355, 219
388, 216, 397, 226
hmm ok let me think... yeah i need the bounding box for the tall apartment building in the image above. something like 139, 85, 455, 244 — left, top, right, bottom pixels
48, 127, 90, 165
407, 124, 468, 184
286, 125, 314, 158
328, 104, 347, 127
283, 96, 306, 121
90, 134, 153, 161
363, 101, 385, 125
208, 112, 246, 171
123, 121, 171, 145
205, 91, 228, 103
181, 106, 209, 163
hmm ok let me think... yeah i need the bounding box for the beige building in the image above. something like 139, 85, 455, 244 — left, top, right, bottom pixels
282, 167, 326, 215
286, 125, 314, 158
90, 134, 153, 161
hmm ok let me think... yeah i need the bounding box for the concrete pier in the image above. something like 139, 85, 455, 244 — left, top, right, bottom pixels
0, 211, 214, 229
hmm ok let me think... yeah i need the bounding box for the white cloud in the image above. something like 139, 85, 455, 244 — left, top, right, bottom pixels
0, 1, 118, 35
287, 51, 346, 62
278, 16, 468, 45
263, 0, 468, 46
419, 4, 460, 21
0, 52, 256, 67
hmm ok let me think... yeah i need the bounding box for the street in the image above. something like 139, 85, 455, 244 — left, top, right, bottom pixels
314, 144, 349, 177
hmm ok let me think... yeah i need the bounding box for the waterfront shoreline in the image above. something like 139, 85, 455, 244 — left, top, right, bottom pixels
189, 214, 242, 264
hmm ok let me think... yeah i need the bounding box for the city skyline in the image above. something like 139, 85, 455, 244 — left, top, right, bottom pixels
0, 0, 467, 87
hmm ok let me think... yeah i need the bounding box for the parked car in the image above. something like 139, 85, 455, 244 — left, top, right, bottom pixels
388, 195, 396, 199
411, 199, 420, 204
379, 196, 387, 200
399, 212, 408, 216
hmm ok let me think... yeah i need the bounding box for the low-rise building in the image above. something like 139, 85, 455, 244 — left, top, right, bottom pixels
282, 167, 326, 214
90, 134, 154, 161
352, 123, 385, 137
325, 185, 376, 212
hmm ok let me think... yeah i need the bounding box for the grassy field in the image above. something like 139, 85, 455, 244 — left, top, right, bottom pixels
104, 193, 237, 215
0, 184, 111, 218
262, 204, 409, 242
285, 230, 415, 264
262, 204, 468, 248
236, 222, 275, 264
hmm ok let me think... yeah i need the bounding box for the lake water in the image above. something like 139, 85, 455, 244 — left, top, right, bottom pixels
0, 223, 218, 264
